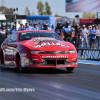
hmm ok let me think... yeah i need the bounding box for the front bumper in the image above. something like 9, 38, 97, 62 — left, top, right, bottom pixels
28, 54, 78, 68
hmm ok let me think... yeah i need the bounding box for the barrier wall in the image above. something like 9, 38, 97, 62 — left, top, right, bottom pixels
77, 48, 100, 61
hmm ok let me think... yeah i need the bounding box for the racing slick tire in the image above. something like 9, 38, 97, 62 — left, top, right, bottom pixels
19, 58, 22, 71
1, 50, 4, 65
16, 54, 27, 71
16, 53, 22, 71
66, 67, 74, 72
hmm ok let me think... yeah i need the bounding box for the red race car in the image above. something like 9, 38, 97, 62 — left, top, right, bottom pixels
0, 30, 78, 72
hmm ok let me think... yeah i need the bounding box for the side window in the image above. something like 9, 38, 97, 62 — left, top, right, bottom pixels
8, 34, 17, 43
6, 35, 11, 42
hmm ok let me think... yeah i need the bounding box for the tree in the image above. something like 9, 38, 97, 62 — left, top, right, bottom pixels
55, 13, 62, 17
44, 1, 52, 15
55, 13, 59, 17
32, 11, 35, 15
83, 13, 96, 18
37, 1, 44, 15
25, 7, 31, 15
0, 6, 14, 14
43, 11, 48, 15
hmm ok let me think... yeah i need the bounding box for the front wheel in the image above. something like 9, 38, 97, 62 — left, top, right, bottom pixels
66, 67, 74, 72
16, 54, 22, 71
18, 58, 23, 71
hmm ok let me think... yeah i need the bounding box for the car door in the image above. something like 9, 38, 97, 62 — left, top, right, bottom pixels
4, 33, 18, 66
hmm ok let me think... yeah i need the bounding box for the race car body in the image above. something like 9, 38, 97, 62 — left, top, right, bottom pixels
0, 30, 78, 72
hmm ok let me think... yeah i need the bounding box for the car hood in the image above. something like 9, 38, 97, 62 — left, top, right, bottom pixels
21, 37, 75, 51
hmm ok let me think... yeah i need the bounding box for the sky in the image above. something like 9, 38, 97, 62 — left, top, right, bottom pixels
0, 0, 83, 18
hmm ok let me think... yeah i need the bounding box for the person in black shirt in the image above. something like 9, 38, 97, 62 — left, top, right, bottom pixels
0, 25, 9, 48
75, 24, 81, 48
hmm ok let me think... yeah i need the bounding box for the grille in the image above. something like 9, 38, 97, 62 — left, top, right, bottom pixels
46, 59, 56, 66
32, 58, 77, 66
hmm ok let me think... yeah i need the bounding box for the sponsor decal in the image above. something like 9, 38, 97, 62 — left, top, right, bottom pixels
21, 59, 29, 67
30, 37, 56, 42
18, 48, 22, 52
4, 61, 16, 67
33, 42, 70, 48
33, 38, 58, 44
20, 53, 27, 57
78, 50, 82, 57
24, 60, 29, 65
21, 32, 27, 35
79, 50, 100, 59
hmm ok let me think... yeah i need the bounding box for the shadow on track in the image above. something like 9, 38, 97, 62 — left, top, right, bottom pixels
0, 66, 73, 74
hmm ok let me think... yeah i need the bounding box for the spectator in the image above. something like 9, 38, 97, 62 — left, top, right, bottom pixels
62, 22, 72, 42
71, 28, 75, 45
55, 22, 64, 39
24, 22, 33, 30
89, 25, 97, 49
32, 23, 39, 30
10, 25, 17, 34
75, 24, 81, 48
96, 26, 100, 48
0, 25, 9, 48
42, 24, 51, 31
81, 25, 89, 48
18, 23, 24, 31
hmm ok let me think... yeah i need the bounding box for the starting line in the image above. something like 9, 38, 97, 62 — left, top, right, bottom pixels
78, 59, 100, 65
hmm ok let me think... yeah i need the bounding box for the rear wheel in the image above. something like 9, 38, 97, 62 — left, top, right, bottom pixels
66, 67, 74, 72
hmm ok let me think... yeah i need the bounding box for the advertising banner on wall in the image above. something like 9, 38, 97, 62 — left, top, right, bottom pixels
26, 15, 55, 30
77, 49, 100, 60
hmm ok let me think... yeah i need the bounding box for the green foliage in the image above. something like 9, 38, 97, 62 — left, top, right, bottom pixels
0, 6, 14, 14
55, 13, 59, 17
37, 1, 44, 15
37, 1, 52, 15
44, 1, 52, 15
43, 11, 48, 15
32, 11, 35, 15
25, 7, 31, 15
83, 13, 97, 18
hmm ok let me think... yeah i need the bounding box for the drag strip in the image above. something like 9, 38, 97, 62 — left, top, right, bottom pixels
0, 63, 100, 100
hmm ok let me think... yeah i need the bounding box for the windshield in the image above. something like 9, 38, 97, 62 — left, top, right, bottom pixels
19, 32, 63, 41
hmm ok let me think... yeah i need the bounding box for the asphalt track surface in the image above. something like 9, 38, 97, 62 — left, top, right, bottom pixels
66, 0, 100, 12
0, 62, 100, 100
